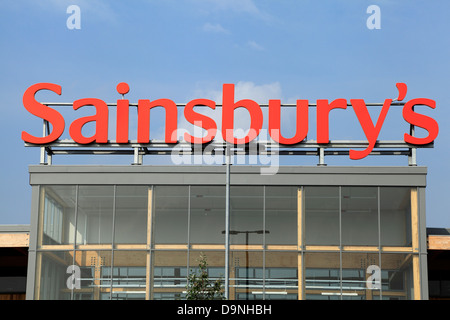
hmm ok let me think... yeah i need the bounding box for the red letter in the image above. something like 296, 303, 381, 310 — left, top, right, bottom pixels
349, 99, 391, 160
21, 83, 65, 144
269, 99, 308, 144
316, 99, 347, 144
116, 82, 130, 143
116, 99, 129, 143
137, 99, 178, 143
403, 98, 438, 145
184, 99, 217, 144
222, 84, 263, 144
69, 98, 109, 144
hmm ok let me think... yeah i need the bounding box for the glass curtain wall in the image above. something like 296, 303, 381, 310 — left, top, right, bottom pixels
35, 185, 149, 300
303, 186, 417, 300
150, 185, 298, 299
33, 184, 420, 300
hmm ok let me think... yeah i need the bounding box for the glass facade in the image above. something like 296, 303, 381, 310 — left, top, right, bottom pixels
31, 180, 423, 300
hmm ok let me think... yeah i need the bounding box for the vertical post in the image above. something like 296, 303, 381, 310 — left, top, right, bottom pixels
262, 186, 266, 301
318, 147, 326, 166
47, 149, 52, 165
377, 187, 382, 300
409, 108, 417, 166
146, 187, 153, 300
411, 187, 421, 299
297, 187, 303, 300
110, 186, 117, 300
224, 144, 231, 299
133, 147, 140, 165
34, 186, 46, 299
40, 120, 47, 165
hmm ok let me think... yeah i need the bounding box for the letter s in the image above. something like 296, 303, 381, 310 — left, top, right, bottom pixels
22, 83, 65, 144
403, 98, 439, 145
184, 99, 217, 144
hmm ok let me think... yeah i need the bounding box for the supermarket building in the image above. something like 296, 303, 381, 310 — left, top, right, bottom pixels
4, 82, 449, 300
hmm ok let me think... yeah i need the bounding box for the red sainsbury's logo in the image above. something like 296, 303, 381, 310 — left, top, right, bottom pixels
21, 82, 439, 160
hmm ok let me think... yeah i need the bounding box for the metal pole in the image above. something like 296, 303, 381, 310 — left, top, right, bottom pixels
110, 185, 116, 300
318, 147, 326, 166
409, 106, 417, 166
410, 124, 417, 166
40, 120, 46, 165
224, 144, 231, 299
246, 231, 249, 299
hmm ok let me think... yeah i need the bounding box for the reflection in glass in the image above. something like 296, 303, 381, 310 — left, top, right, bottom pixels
265, 187, 297, 245
190, 186, 225, 244
114, 186, 148, 244
76, 186, 114, 245
304, 187, 340, 246
153, 186, 189, 244
380, 187, 412, 247
341, 187, 378, 246
230, 251, 263, 300
41, 186, 77, 245
36, 251, 74, 300
230, 187, 264, 245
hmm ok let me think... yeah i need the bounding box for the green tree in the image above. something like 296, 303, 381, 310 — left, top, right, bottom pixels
186, 253, 225, 300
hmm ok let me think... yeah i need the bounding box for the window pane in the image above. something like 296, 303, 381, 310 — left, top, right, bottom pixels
188, 251, 225, 299
190, 186, 225, 244
265, 187, 297, 245
230, 186, 264, 245
111, 251, 147, 300
304, 252, 340, 299
36, 251, 74, 300
381, 253, 414, 300
114, 186, 148, 244
74, 250, 112, 300
265, 251, 298, 299
230, 250, 263, 300
152, 251, 187, 299
153, 186, 189, 244
341, 252, 380, 300
76, 186, 114, 245
341, 187, 378, 246
380, 187, 412, 247
40, 186, 77, 246
304, 187, 340, 246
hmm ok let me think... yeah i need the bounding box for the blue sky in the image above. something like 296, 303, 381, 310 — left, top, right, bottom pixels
1, 0, 449, 227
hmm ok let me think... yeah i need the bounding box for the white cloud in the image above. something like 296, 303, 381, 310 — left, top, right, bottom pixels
205, 0, 261, 15
191, 0, 272, 22
202, 22, 230, 34
233, 81, 282, 103
177, 81, 283, 142
247, 40, 264, 51
191, 81, 282, 104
